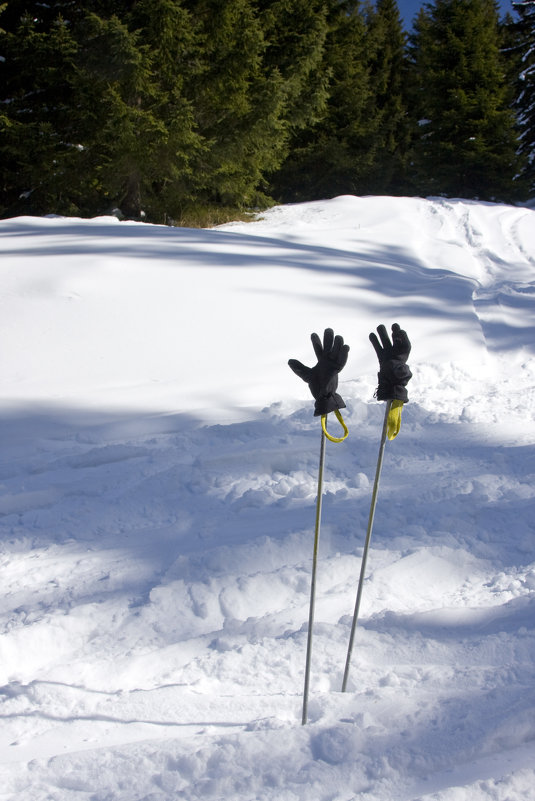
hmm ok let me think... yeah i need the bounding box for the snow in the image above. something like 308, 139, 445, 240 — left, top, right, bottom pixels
0, 194, 534, 800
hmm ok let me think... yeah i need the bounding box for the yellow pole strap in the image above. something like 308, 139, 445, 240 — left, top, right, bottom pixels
386, 399, 404, 440
321, 409, 349, 443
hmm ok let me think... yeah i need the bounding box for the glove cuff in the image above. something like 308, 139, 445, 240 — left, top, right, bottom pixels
313, 393, 346, 417
376, 383, 409, 403
376, 360, 412, 402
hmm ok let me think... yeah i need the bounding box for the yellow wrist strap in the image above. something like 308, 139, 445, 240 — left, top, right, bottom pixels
321, 409, 349, 443
387, 399, 404, 440
320, 403, 402, 443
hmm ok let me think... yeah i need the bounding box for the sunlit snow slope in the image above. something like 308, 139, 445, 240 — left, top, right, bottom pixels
0, 195, 534, 801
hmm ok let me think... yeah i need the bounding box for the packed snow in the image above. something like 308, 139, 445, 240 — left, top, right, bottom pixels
0, 194, 534, 801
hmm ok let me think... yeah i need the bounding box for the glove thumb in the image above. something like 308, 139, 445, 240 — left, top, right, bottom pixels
288, 359, 312, 383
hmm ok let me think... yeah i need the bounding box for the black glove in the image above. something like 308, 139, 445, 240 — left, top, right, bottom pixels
369, 323, 412, 402
289, 328, 349, 416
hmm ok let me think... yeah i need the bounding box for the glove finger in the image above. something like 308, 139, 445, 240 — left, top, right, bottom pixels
331, 333, 343, 359
332, 335, 348, 366
288, 359, 311, 382
392, 323, 411, 356
369, 332, 383, 359
338, 342, 350, 370
311, 332, 324, 361
322, 328, 334, 355
376, 324, 392, 350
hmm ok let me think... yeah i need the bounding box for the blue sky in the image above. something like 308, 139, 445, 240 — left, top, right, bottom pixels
397, 0, 515, 29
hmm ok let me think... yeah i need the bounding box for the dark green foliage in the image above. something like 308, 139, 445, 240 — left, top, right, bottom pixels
0, 0, 331, 221
98, 0, 203, 220
181, 0, 286, 210
510, 0, 535, 194
360, 0, 411, 193
0, 0, 530, 223
257, 0, 331, 129
268, 1, 373, 202
0, 1, 203, 220
186, 0, 332, 211
269, 0, 411, 202
0, 6, 82, 215
408, 0, 525, 201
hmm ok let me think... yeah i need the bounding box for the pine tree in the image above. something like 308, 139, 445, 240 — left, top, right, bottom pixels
409, 0, 524, 201
0, 3, 83, 215
269, 0, 374, 202
116, 0, 204, 220
74, 12, 164, 218
363, 0, 411, 193
0, 0, 345, 221
257, 0, 331, 130
176, 0, 331, 215
511, 0, 535, 195
0, 1, 204, 220
178, 0, 282, 212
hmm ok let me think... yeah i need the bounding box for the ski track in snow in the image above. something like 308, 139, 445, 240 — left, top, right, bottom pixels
0, 196, 534, 800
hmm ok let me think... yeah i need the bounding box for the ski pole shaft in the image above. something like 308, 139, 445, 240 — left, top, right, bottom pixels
341, 400, 391, 693
302, 428, 326, 725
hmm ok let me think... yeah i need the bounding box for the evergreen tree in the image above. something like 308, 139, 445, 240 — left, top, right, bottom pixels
269, 0, 375, 202
257, 0, 331, 130
179, 0, 284, 211
113, 0, 204, 220
269, 0, 413, 202
1, 0, 336, 221
0, 1, 204, 220
75, 12, 165, 218
176, 0, 331, 213
0, 3, 83, 215
511, 0, 535, 194
409, 0, 524, 201
363, 0, 411, 193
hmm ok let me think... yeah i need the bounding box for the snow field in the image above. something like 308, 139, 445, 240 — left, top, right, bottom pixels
0, 195, 534, 800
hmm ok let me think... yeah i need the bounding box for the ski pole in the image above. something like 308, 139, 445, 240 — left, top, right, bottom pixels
288, 328, 350, 724
302, 426, 326, 725
341, 400, 391, 693
302, 411, 348, 725
341, 321, 412, 693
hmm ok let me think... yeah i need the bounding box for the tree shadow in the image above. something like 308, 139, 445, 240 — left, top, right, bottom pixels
3, 215, 533, 354
0, 398, 532, 621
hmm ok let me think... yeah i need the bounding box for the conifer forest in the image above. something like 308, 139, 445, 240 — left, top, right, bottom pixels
1, 0, 534, 225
